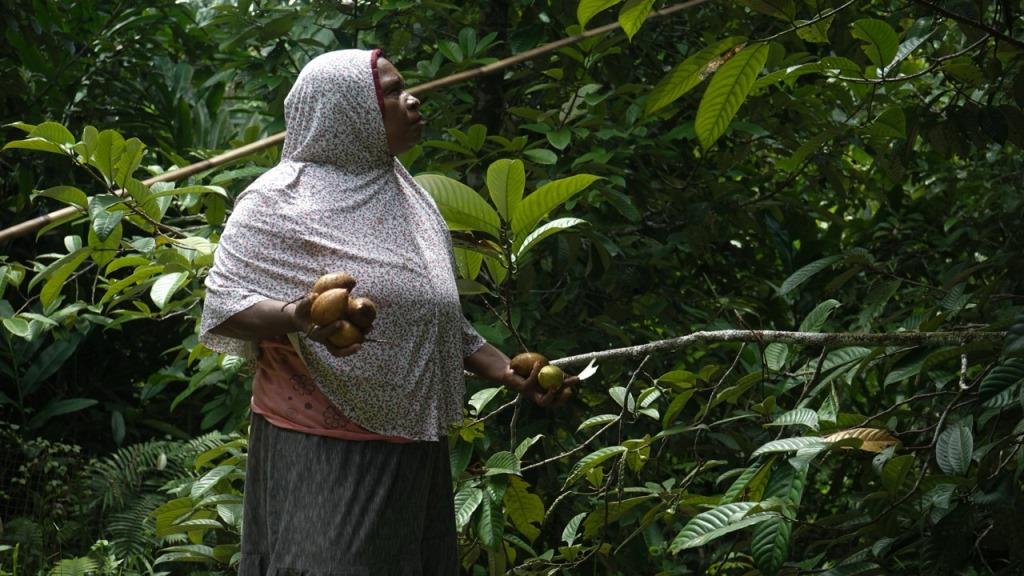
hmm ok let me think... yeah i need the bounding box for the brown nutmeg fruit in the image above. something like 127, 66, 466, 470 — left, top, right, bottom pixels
328, 320, 365, 348
347, 297, 377, 331
313, 272, 357, 294
510, 352, 548, 378
310, 288, 349, 326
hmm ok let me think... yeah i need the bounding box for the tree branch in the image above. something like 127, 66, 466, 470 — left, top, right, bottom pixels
551, 329, 1005, 368
910, 0, 1024, 50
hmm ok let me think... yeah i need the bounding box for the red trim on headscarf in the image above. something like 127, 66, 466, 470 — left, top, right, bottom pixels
370, 48, 385, 120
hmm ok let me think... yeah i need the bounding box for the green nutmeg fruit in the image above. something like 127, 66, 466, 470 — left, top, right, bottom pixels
538, 365, 565, 391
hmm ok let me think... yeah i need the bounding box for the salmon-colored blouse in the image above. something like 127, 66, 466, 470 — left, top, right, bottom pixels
251, 337, 411, 443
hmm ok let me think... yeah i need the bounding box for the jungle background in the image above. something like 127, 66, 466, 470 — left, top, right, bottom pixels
1, 0, 1023, 574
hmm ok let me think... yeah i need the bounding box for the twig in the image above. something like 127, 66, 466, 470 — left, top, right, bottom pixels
551, 329, 1005, 368
910, 0, 1024, 49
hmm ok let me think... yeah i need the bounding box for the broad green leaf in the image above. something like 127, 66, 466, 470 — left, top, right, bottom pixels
670, 502, 774, 552
523, 148, 558, 165
3, 138, 66, 155
752, 437, 827, 458
881, 454, 914, 492
546, 127, 571, 150
150, 272, 189, 310
41, 249, 92, 309
740, 0, 795, 21
484, 450, 521, 476
779, 255, 842, 295
454, 487, 484, 530
796, 15, 834, 43
515, 217, 587, 257
578, 0, 621, 27
416, 174, 501, 238
114, 137, 145, 186
646, 37, 746, 115
514, 434, 544, 459
800, 299, 841, 332
751, 517, 791, 576
883, 18, 936, 76
468, 387, 502, 415
88, 222, 122, 268
31, 121, 75, 145
618, 0, 656, 40
695, 43, 769, 149
149, 184, 228, 200
767, 408, 819, 431
511, 174, 601, 240
565, 445, 627, 487
577, 413, 618, 432
504, 476, 544, 542
936, 423, 972, 476
19, 332, 83, 396
5, 121, 36, 133
721, 463, 767, 503
91, 129, 126, 184
90, 207, 124, 242
863, 106, 906, 139
477, 493, 504, 548
581, 495, 656, 539
190, 465, 236, 499
2, 317, 30, 338
978, 358, 1024, 403
851, 19, 899, 68
34, 186, 88, 210
562, 511, 587, 546
485, 159, 526, 221
764, 342, 788, 371
27, 397, 98, 429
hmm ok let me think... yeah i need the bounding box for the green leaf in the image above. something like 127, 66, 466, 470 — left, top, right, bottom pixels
767, 408, 819, 431
90, 207, 124, 242
618, 0, 656, 40
91, 129, 126, 184
484, 450, 521, 476
504, 476, 544, 542
562, 512, 587, 546
486, 159, 526, 222
48, 557, 99, 576
764, 342, 788, 371
578, 0, 621, 27
935, 423, 972, 476
514, 434, 544, 459
881, 454, 914, 492
27, 398, 98, 429
740, 0, 795, 21
796, 15, 835, 43
31, 121, 75, 146
34, 186, 88, 211
454, 487, 484, 530
577, 413, 618, 432
751, 517, 791, 576
978, 358, 1024, 403
546, 128, 572, 150
779, 255, 843, 295
851, 19, 899, 68
41, 249, 92, 309
416, 174, 501, 238
88, 222, 122, 268
515, 217, 587, 257
149, 185, 229, 200
863, 106, 906, 139
695, 43, 770, 149
800, 299, 841, 332
752, 437, 827, 458
564, 445, 627, 488
722, 462, 768, 503
150, 272, 189, 310
523, 148, 558, 165
477, 493, 504, 548
883, 18, 936, 76
190, 465, 236, 499
2, 317, 30, 338
646, 37, 746, 115
669, 502, 774, 552
3, 138, 66, 155
469, 387, 502, 416
511, 174, 601, 240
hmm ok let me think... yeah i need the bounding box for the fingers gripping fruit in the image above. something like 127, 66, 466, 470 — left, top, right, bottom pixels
510, 352, 548, 377
307, 273, 376, 347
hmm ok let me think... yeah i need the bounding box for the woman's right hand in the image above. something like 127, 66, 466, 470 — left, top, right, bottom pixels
290, 292, 362, 358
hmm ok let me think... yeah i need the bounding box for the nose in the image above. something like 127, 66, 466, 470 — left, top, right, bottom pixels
405, 93, 420, 111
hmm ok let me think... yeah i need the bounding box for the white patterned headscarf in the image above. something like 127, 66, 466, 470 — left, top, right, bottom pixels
200, 49, 485, 441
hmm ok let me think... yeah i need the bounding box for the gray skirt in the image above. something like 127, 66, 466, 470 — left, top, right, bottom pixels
239, 413, 459, 575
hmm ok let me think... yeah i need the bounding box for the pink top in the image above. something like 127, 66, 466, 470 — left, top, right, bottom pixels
251, 337, 411, 443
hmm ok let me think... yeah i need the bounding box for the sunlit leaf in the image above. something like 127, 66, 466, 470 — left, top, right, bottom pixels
696, 43, 769, 149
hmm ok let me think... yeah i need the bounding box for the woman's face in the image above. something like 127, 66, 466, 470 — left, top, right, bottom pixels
377, 58, 423, 155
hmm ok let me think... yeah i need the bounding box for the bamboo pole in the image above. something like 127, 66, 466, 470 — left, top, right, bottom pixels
0, 0, 711, 244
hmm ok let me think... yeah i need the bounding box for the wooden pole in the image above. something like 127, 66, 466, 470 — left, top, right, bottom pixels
0, 0, 710, 244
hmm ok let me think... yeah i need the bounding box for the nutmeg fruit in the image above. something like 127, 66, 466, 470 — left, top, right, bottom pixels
510, 352, 548, 378
310, 288, 349, 326
313, 272, 357, 294
538, 365, 565, 391
347, 296, 377, 331
328, 320, 365, 348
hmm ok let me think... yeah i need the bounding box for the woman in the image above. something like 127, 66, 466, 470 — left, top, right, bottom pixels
200, 49, 574, 575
